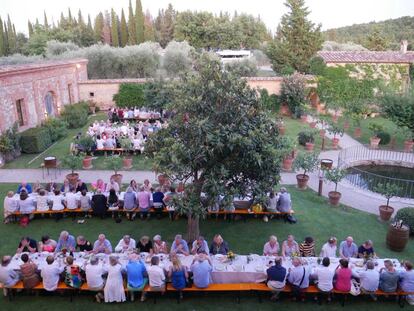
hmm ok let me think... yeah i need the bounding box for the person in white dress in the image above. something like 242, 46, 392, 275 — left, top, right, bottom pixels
65, 189, 79, 210
104, 256, 126, 303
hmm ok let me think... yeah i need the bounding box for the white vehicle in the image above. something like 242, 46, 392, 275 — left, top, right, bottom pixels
216, 50, 252, 64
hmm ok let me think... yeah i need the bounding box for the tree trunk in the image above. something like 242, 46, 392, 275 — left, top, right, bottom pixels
187, 215, 200, 242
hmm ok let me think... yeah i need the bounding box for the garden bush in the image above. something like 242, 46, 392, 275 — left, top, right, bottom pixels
113, 83, 146, 108
20, 127, 52, 153
377, 131, 391, 145
60, 102, 89, 128
298, 130, 315, 146
43, 118, 68, 142
395, 207, 414, 234
280, 74, 307, 118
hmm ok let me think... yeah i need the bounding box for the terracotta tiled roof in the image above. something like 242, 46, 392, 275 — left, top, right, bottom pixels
0, 58, 88, 74
317, 51, 414, 64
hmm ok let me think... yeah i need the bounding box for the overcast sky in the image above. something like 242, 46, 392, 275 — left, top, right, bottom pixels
1, 0, 414, 34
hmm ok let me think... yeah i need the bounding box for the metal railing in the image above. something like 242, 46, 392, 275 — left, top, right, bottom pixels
338, 145, 414, 199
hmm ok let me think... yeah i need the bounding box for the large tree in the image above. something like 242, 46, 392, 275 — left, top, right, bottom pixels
127, 0, 137, 45
146, 54, 285, 241
110, 9, 119, 47
266, 0, 323, 73
120, 9, 128, 47
135, 0, 145, 43
365, 28, 388, 51
0, 18, 4, 56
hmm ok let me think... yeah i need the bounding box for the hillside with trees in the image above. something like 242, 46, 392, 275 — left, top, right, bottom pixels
323, 16, 414, 50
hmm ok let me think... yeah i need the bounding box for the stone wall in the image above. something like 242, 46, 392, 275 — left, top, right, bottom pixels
0, 59, 88, 133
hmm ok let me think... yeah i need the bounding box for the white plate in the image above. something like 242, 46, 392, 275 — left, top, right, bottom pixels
215, 264, 225, 271
215, 254, 224, 260
255, 265, 264, 272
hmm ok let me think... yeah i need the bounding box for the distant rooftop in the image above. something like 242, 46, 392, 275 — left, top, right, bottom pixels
0, 58, 88, 75
317, 51, 414, 64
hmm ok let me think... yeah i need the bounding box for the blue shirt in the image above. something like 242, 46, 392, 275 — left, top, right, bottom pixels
171, 240, 189, 254
171, 269, 186, 290
152, 192, 164, 204
93, 239, 113, 253
17, 184, 32, 194
126, 260, 147, 288
339, 241, 358, 258
56, 235, 76, 252
400, 270, 414, 292
191, 261, 212, 288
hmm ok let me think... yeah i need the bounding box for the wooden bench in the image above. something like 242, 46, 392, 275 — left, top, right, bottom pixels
6, 281, 74, 301
208, 209, 295, 222
94, 148, 125, 156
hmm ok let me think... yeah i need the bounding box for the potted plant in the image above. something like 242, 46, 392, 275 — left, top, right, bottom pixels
105, 155, 123, 184
279, 136, 295, 171
368, 122, 383, 149
78, 135, 95, 169
324, 167, 347, 205
293, 152, 320, 189
275, 117, 286, 135
373, 182, 401, 221
62, 154, 82, 185
119, 137, 133, 169
398, 126, 414, 153
298, 129, 317, 152
327, 123, 344, 149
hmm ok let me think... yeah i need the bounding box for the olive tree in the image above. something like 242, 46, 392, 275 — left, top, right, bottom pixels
162, 40, 195, 76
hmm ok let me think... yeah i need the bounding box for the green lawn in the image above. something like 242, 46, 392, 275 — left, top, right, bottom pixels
2, 113, 154, 171
0, 182, 412, 310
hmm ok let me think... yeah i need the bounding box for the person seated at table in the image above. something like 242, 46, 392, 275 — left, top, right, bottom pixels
55, 231, 76, 253
79, 190, 91, 217
41, 255, 64, 291
3, 191, 18, 223
191, 236, 209, 255
92, 179, 106, 192
287, 257, 311, 301
104, 135, 116, 149
354, 260, 379, 300
266, 257, 287, 301
32, 181, 43, 194
0, 255, 21, 292
39, 235, 57, 252
319, 237, 337, 258
104, 256, 126, 303
339, 236, 358, 259
281, 235, 299, 258
20, 253, 40, 289
63, 256, 84, 289
137, 236, 153, 254
334, 259, 352, 292
76, 235, 93, 252
115, 235, 136, 253
263, 235, 280, 256
152, 187, 165, 219
153, 235, 169, 254
137, 186, 151, 220
65, 188, 79, 210
126, 252, 148, 302
163, 186, 177, 221
105, 177, 120, 193
61, 179, 72, 194
17, 181, 32, 194
85, 255, 108, 303
128, 179, 138, 192
50, 189, 65, 221
209, 234, 229, 255
168, 256, 188, 298
45, 182, 58, 193
191, 252, 212, 289
35, 189, 50, 212
18, 190, 35, 215
358, 240, 377, 259
93, 234, 113, 254
17, 236, 38, 253
312, 257, 335, 301
143, 179, 152, 192
123, 187, 137, 221
146, 256, 166, 296
277, 187, 291, 213
299, 236, 316, 257
107, 189, 119, 218
379, 259, 400, 293
170, 234, 189, 256
76, 179, 88, 193
96, 135, 105, 150
400, 261, 414, 305
92, 189, 108, 219
265, 191, 279, 220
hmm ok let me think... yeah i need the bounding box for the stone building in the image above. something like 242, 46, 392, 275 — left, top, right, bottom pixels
0, 59, 88, 133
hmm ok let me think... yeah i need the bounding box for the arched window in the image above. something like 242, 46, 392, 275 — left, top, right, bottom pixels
44, 92, 55, 117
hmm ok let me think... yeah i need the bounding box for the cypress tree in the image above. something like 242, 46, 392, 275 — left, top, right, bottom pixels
0, 18, 4, 56
78, 9, 85, 26
120, 9, 128, 47
28, 20, 34, 37
44, 11, 49, 29
102, 11, 112, 45
135, 0, 144, 43
3, 21, 9, 55
143, 10, 155, 41
68, 8, 73, 25
6, 15, 16, 54
94, 12, 104, 42
111, 8, 119, 47
127, 0, 136, 45
87, 14, 93, 30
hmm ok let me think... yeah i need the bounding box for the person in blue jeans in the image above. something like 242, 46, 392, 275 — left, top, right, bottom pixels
126, 253, 148, 302
168, 256, 188, 299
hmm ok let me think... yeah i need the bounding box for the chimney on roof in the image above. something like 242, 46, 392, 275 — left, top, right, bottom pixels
401, 40, 408, 54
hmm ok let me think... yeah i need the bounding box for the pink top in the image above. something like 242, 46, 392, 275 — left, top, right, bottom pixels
335, 268, 352, 292
92, 181, 106, 192
263, 242, 279, 255
137, 191, 151, 210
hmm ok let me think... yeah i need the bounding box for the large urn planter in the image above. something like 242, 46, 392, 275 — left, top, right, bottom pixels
379, 205, 394, 222
331, 138, 340, 149
278, 125, 286, 135
82, 156, 93, 169
66, 173, 79, 186
123, 157, 133, 169
404, 140, 414, 153
354, 127, 362, 138
282, 156, 294, 171
386, 224, 409, 252
305, 142, 315, 152
296, 174, 310, 190
328, 191, 341, 206
111, 173, 123, 185
370, 137, 381, 149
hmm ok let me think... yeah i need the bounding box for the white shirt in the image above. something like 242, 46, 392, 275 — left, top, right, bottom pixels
85, 263, 108, 289
4, 197, 19, 213
114, 238, 137, 253
96, 139, 104, 149
314, 266, 335, 292
41, 263, 64, 291
65, 192, 78, 210
51, 194, 65, 211
0, 265, 20, 287
320, 243, 337, 258
147, 265, 165, 287
36, 195, 49, 212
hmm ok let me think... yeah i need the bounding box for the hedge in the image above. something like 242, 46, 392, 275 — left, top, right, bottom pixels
43, 118, 68, 142
395, 207, 414, 235
60, 101, 89, 129
20, 126, 52, 153
113, 83, 146, 108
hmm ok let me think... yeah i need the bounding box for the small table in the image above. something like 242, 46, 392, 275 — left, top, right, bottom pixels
41, 157, 61, 179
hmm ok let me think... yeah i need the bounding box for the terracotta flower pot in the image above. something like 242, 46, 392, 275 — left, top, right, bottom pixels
386, 224, 409, 252
379, 205, 394, 222
280, 104, 291, 116
296, 174, 309, 190
354, 127, 362, 138
82, 156, 93, 170
278, 125, 286, 135
328, 191, 341, 206
123, 157, 133, 169
319, 129, 326, 137
331, 114, 339, 123
320, 159, 333, 170
305, 142, 315, 152
331, 138, 340, 149
300, 115, 308, 123
343, 120, 350, 130
111, 173, 123, 185
66, 173, 79, 186
370, 137, 381, 149
309, 122, 317, 128
404, 140, 414, 153
282, 157, 294, 171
